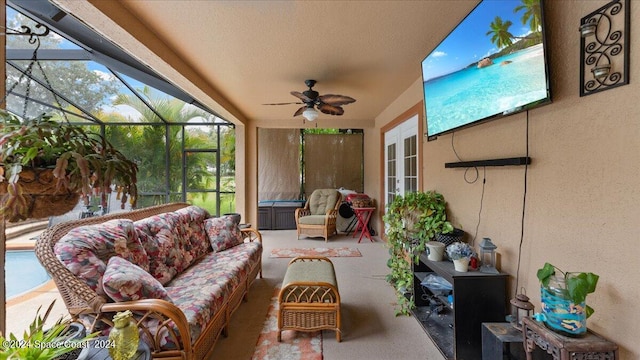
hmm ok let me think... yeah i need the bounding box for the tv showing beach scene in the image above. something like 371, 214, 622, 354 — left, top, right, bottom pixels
422, 0, 550, 138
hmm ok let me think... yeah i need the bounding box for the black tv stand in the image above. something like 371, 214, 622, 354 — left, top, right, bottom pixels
444, 156, 531, 168
412, 253, 507, 359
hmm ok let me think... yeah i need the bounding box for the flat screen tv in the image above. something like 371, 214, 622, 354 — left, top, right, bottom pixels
422, 0, 551, 139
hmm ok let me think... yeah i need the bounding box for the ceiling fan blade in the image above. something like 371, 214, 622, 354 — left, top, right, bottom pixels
318, 103, 344, 116
262, 102, 304, 105
318, 94, 356, 106
293, 106, 306, 117
291, 91, 312, 103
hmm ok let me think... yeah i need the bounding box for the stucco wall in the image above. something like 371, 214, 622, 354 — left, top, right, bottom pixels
375, 1, 639, 358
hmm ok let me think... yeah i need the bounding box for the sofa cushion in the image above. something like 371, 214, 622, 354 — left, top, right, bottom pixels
204, 215, 243, 252
165, 240, 262, 344
134, 213, 194, 285
54, 219, 149, 296
173, 206, 211, 260
103, 256, 170, 302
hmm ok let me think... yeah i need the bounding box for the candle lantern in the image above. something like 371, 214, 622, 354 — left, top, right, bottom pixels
479, 237, 498, 274
509, 293, 534, 331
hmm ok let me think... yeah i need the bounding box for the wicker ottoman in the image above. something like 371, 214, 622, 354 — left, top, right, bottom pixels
278, 256, 341, 342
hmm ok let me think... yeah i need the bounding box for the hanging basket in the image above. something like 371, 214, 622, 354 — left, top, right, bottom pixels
0, 167, 80, 222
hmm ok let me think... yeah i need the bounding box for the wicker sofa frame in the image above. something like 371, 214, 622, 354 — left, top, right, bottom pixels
35, 202, 262, 360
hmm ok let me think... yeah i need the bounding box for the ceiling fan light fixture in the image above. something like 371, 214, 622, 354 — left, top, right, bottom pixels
302, 107, 319, 121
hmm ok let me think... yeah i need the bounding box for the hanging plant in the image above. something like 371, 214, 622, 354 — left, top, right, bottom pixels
0, 110, 138, 222
383, 191, 454, 315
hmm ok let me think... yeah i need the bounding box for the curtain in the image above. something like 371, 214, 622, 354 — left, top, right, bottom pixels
303, 133, 363, 198
258, 129, 301, 200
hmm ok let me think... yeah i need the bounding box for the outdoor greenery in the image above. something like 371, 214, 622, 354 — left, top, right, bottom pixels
4, 10, 237, 217
103, 88, 236, 213
383, 191, 453, 315
6, 13, 120, 118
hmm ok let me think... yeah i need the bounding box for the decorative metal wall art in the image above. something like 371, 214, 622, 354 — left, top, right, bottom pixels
579, 0, 630, 97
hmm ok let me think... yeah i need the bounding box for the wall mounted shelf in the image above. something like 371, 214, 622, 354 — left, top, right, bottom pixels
444, 157, 531, 168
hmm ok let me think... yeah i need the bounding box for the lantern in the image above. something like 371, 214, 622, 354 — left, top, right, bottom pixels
509, 293, 534, 331
479, 238, 498, 274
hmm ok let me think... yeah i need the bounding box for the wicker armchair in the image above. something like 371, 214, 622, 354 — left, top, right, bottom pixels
295, 189, 342, 242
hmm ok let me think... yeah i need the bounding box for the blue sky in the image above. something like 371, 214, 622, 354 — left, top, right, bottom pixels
422, 0, 537, 81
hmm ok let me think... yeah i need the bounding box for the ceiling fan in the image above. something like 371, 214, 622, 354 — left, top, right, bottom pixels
263, 79, 356, 121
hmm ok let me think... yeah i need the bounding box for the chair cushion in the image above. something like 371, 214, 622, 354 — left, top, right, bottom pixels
298, 214, 328, 226
205, 215, 243, 252
102, 256, 170, 302
308, 189, 340, 215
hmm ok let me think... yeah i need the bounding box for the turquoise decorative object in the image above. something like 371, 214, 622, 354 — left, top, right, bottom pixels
540, 276, 587, 336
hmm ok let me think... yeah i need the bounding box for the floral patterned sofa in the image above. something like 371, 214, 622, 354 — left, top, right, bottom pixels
35, 203, 262, 360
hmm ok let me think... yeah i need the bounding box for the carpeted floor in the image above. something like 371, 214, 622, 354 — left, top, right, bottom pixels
269, 247, 362, 258
251, 287, 322, 360
208, 230, 446, 360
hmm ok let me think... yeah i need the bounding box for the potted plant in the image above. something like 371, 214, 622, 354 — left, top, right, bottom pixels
536, 262, 599, 336
0, 300, 96, 359
445, 241, 476, 272
0, 110, 138, 222
383, 191, 454, 315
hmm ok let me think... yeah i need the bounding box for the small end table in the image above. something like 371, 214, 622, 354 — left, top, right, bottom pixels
77, 337, 151, 360
482, 322, 525, 360
351, 207, 375, 243
522, 317, 618, 360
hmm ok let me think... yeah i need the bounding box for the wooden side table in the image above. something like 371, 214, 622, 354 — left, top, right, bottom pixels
522, 317, 618, 360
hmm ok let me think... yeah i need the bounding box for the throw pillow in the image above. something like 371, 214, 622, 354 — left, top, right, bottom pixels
102, 256, 170, 302
205, 215, 244, 252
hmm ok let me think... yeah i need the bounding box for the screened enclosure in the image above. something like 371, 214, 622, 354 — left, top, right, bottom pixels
3, 2, 236, 217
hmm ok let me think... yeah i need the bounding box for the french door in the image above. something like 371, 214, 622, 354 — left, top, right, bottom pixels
384, 114, 419, 205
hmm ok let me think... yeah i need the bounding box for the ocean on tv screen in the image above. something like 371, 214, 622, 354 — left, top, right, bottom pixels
425, 44, 547, 137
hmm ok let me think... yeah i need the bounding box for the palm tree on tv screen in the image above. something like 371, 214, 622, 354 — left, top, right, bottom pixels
514, 0, 542, 33
486, 16, 514, 49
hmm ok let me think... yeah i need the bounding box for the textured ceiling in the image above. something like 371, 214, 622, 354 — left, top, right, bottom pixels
60, 1, 479, 126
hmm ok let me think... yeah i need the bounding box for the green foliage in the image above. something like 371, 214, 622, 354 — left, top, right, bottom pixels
109, 88, 235, 214
383, 191, 453, 315
0, 301, 96, 360
6, 13, 120, 117
537, 262, 599, 318
0, 110, 138, 222
302, 128, 341, 135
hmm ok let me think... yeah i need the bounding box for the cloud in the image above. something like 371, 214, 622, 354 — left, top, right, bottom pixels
518, 28, 533, 38
432, 51, 447, 58
93, 70, 116, 81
